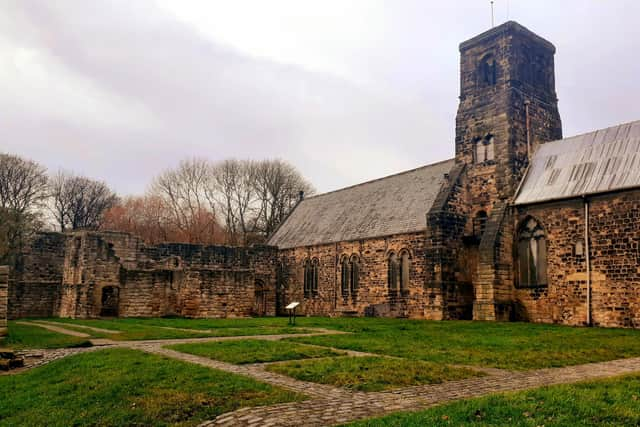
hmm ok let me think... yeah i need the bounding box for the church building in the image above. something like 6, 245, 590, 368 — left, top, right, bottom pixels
268, 21, 640, 328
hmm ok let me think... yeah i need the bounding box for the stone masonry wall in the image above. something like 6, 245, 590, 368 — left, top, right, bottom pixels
8, 233, 66, 319
514, 189, 640, 328
279, 231, 431, 318
9, 231, 278, 319
0, 266, 8, 338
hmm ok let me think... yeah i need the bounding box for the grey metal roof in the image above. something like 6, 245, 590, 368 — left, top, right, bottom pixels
268, 159, 454, 249
514, 120, 640, 205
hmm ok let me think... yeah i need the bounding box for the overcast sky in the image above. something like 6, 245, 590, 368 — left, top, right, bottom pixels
2, 0, 639, 195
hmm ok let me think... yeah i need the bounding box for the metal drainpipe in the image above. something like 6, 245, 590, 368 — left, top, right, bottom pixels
584, 197, 591, 326
524, 100, 531, 160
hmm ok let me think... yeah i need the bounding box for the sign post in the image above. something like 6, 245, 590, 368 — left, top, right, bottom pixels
285, 302, 300, 325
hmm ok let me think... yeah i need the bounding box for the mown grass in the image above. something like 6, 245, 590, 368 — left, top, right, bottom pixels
0, 348, 302, 427
2, 321, 92, 350
168, 339, 343, 364
34, 317, 312, 341
282, 318, 640, 370
345, 373, 640, 426
14, 317, 640, 370
267, 356, 482, 392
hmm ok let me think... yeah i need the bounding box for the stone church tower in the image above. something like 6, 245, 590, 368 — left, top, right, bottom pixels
453, 21, 562, 320
456, 21, 562, 205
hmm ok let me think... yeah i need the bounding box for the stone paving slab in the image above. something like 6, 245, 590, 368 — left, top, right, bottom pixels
15, 321, 91, 337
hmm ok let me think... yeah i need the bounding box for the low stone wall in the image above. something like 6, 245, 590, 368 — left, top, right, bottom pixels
0, 266, 8, 337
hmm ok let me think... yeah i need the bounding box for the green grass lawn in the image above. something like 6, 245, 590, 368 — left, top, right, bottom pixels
30, 317, 312, 342
345, 373, 640, 426
9, 317, 640, 370
2, 321, 92, 350
0, 348, 302, 427
283, 318, 640, 370
266, 356, 482, 392
167, 339, 343, 364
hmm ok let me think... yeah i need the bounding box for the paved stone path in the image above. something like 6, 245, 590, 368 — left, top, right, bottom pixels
198, 356, 640, 427
8, 325, 640, 426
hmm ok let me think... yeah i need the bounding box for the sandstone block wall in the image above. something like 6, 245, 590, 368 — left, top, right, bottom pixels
8, 233, 66, 319
0, 266, 8, 337
514, 190, 640, 327
279, 232, 432, 318
9, 231, 278, 320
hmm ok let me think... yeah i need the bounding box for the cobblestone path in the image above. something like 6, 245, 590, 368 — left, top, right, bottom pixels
196, 356, 640, 427
8, 326, 640, 426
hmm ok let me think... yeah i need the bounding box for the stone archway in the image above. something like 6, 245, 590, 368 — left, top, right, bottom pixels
100, 286, 119, 317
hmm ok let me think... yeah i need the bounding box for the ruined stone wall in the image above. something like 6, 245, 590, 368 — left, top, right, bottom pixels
9, 231, 278, 319
279, 231, 430, 318
514, 190, 640, 328
8, 233, 67, 319
0, 266, 8, 337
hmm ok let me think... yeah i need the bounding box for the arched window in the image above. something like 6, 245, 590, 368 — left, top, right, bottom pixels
480, 54, 497, 86
303, 259, 311, 298
485, 135, 495, 161
311, 258, 319, 296
474, 135, 495, 164
399, 250, 411, 292
387, 252, 399, 294
349, 255, 359, 293
340, 256, 350, 296
473, 211, 488, 237
517, 218, 548, 287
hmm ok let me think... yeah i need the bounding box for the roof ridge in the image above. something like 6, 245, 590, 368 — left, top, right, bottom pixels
300, 158, 454, 202
544, 118, 640, 148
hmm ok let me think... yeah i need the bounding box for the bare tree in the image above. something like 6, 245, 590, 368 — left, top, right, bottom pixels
253, 159, 314, 237
0, 153, 48, 213
101, 195, 225, 245
210, 159, 261, 245
0, 153, 48, 265
49, 172, 118, 231
150, 158, 221, 244
148, 157, 314, 245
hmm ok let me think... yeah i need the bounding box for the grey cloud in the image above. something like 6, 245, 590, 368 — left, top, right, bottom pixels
1, 1, 639, 195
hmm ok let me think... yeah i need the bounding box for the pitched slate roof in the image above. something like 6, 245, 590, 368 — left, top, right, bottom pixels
268, 159, 454, 249
514, 120, 640, 205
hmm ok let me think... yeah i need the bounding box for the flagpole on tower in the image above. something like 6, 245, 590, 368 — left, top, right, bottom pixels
491, 1, 495, 27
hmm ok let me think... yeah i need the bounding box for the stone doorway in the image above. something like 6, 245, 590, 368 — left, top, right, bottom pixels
254, 280, 267, 316
100, 286, 119, 317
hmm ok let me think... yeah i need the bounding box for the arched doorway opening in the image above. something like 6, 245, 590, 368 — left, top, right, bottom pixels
254, 280, 267, 316
100, 286, 119, 317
